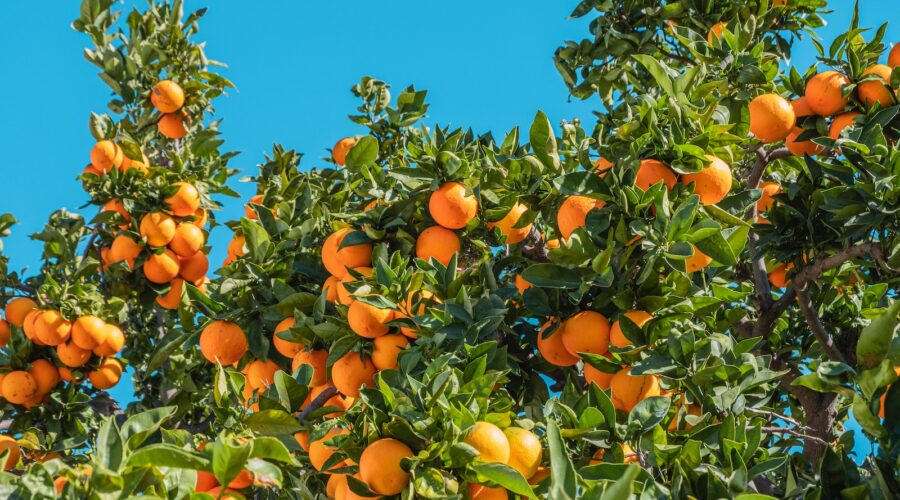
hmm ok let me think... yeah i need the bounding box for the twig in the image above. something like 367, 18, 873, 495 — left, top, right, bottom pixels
759, 426, 829, 445
795, 286, 848, 363
520, 227, 549, 263
297, 385, 338, 421
744, 406, 806, 430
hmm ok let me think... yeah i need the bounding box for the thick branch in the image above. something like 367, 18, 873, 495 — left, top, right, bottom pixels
298, 385, 338, 421
520, 227, 549, 262
795, 286, 848, 364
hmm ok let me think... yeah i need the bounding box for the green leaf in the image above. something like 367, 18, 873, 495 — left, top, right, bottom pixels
120, 406, 177, 451
695, 231, 737, 266
632, 55, 675, 97
244, 410, 301, 436
521, 264, 581, 289
851, 393, 886, 438
126, 444, 209, 470
627, 396, 670, 431
856, 299, 900, 370
530, 110, 559, 170
249, 437, 297, 464
547, 420, 576, 500
470, 463, 535, 499
344, 135, 379, 169
600, 463, 640, 500
95, 417, 125, 472
668, 195, 699, 240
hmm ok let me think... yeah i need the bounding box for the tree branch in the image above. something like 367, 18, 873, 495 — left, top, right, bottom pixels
758, 426, 829, 446
795, 286, 848, 364
298, 385, 338, 421
520, 227, 549, 262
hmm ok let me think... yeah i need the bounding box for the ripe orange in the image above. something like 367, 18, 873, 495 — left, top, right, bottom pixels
294, 430, 311, 452
468, 484, 508, 500
748, 94, 795, 143
757, 181, 782, 213
309, 428, 350, 472
332, 137, 357, 166
170, 223, 205, 257
57, 341, 91, 368
93, 324, 125, 356
273, 317, 304, 358
514, 274, 532, 294
35, 310, 72, 346
594, 157, 613, 176
610, 367, 661, 411
685, 245, 712, 272
680, 155, 732, 205
791, 97, 815, 118
609, 310, 653, 348
536, 321, 578, 367
108, 234, 142, 269
244, 194, 264, 220
156, 278, 184, 309
245, 359, 281, 390
464, 422, 510, 463
158, 113, 187, 139
557, 196, 606, 240
359, 438, 414, 495
322, 276, 340, 303
228, 236, 247, 258
584, 357, 616, 390
545, 238, 560, 249
227, 469, 254, 489
371, 333, 409, 371
415, 226, 460, 265
785, 127, 823, 157
90, 140, 124, 172
1, 371, 38, 404
178, 251, 209, 282
88, 358, 123, 390
0, 435, 20, 471
5, 297, 37, 327
805, 71, 851, 116
504, 427, 542, 479
337, 267, 373, 305
192, 207, 209, 228
707, 21, 727, 43
72, 315, 108, 350
348, 301, 394, 339
291, 349, 328, 386
429, 181, 478, 229
395, 289, 439, 338
0, 319, 8, 348
28, 359, 59, 395
141, 212, 177, 247
144, 249, 180, 284
119, 154, 149, 174
668, 396, 703, 431
332, 352, 377, 398
828, 112, 861, 140
195, 470, 219, 492
591, 444, 638, 464
166, 182, 201, 217
635, 159, 677, 191
488, 203, 532, 244
151, 80, 185, 113
768, 263, 793, 288
858, 65, 895, 108
59, 367, 80, 384
22, 310, 42, 344
199, 321, 248, 365
890, 44, 900, 67
560, 311, 610, 358
326, 473, 346, 498
103, 199, 131, 228
204, 487, 243, 499
321, 228, 373, 279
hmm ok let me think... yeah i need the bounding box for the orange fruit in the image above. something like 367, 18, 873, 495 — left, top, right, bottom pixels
54, 477, 68, 494
594, 157, 613, 176
685, 245, 713, 272
504, 427, 542, 479
545, 238, 560, 249
668, 396, 703, 431
828, 112, 861, 140
322, 276, 340, 303
103, 199, 131, 228
108, 234, 142, 269
792, 97, 815, 118
170, 223, 205, 257
890, 44, 900, 68
557, 196, 606, 240
610, 367, 661, 412
464, 422, 510, 463
1, 371, 38, 404
192, 208, 209, 228
584, 356, 616, 390
156, 278, 184, 309
140, 212, 177, 247
5, 297, 37, 327
348, 301, 394, 339
371, 333, 409, 371
536, 321, 578, 367
488, 203, 532, 244
22, 310, 42, 344
150, 80, 185, 113
294, 430, 311, 452
468, 484, 508, 500
680, 155, 732, 205
785, 127, 823, 157
768, 263, 793, 288
93, 324, 125, 356
332, 137, 357, 166
0, 435, 20, 471
72, 315, 108, 350
322, 228, 373, 279
273, 317, 304, 358
707, 21, 727, 43
332, 352, 377, 398
609, 310, 653, 348
166, 182, 201, 217
749, 94, 795, 143
199, 321, 248, 365
337, 267, 374, 305
119, 154, 149, 174
591, 444, 638, 464
359, 438, 413, 495
28, 359, 60, 395
195, 470, 219, 492
227, 469, 254, 489
395, 289, 439, 339
179, 251, 209, 282
88, 358, 123, 390
858, 65, 895, 108
34, 310, 72, 346
529, 467, 550, 485
228, 236, 247, 258
429, 181, 478, 229
245, 359, 281, 390
757, 181, 782, 213
514, 274, 532, 294
805, 71, 851, 116
635, 159, 677, 191
244, 194, 264, 219
90, 140, 124, 172
144, 249, 181, 284
291, 349, 328, 386
326, 473, 347, 498
57, 341, 91, 368
309, 428, 350, 472
560, 311, 610, 358
158, 113, 187, 138
415, 226, 460, 265
0, 319, 8, 348
59, 367, 80, 384
204, 487, 244, 499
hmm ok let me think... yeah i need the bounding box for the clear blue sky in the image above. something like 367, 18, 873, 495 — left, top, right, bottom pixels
0, 1, 894, 455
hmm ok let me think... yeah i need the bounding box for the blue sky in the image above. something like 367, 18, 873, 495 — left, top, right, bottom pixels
0, 1, 895, 455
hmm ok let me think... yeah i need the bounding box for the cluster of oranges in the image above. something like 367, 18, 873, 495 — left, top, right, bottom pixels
0, 297, 125, 411
463, 421, 545, 497
151, 80, 189, 139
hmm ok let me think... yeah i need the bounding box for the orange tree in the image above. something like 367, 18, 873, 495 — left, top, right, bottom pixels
0, 0, 899, 499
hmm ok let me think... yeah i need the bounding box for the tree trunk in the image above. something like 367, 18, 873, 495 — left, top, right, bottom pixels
801, 392, 838, 464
